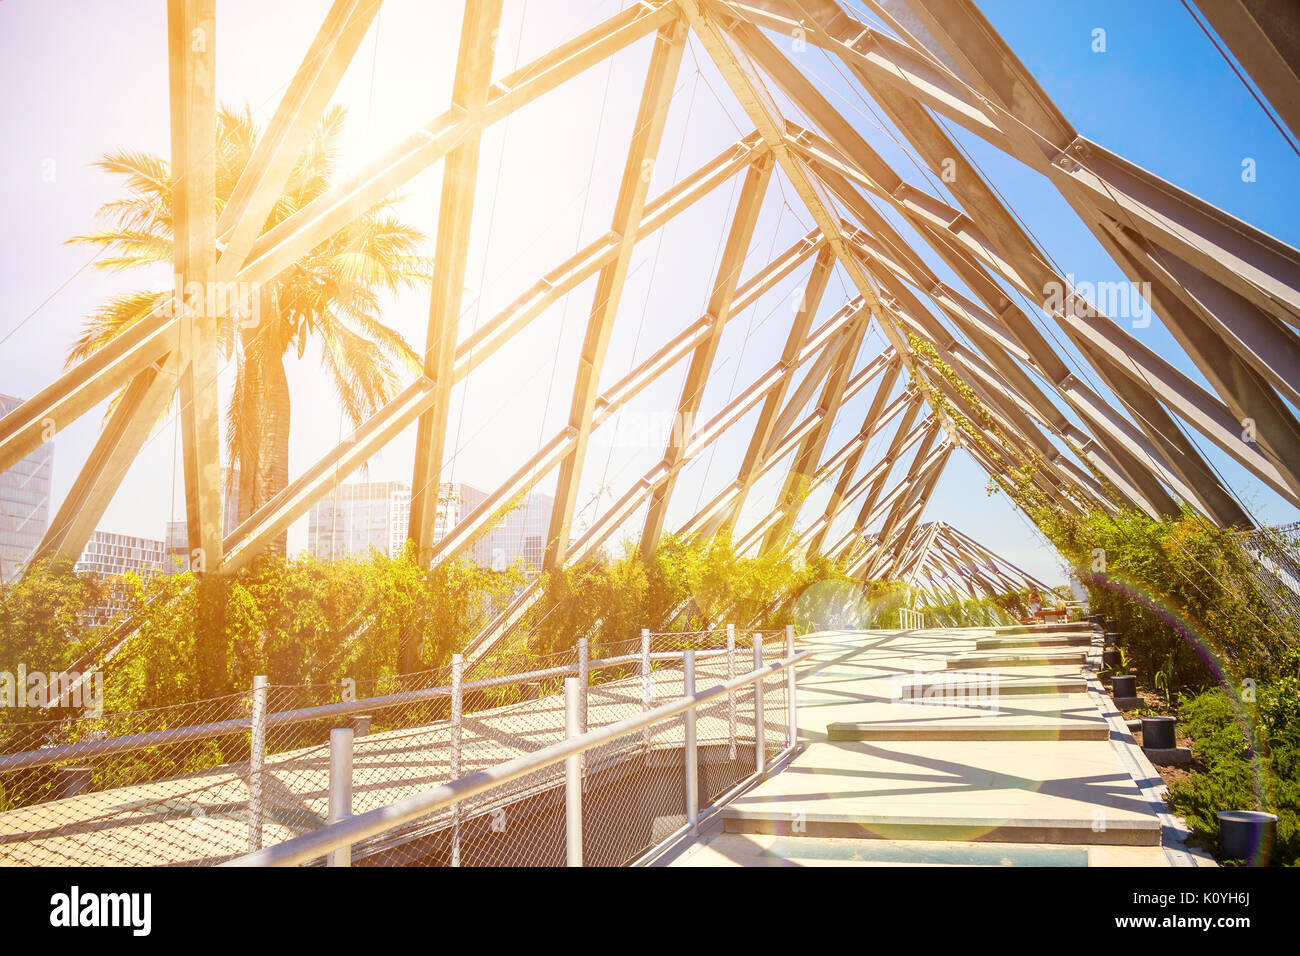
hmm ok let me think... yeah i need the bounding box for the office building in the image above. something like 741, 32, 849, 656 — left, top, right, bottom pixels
0, 394, 53, 583
306, 479, 550, 570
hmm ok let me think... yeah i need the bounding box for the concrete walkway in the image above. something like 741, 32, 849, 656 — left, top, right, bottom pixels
669, 626, 1202, 867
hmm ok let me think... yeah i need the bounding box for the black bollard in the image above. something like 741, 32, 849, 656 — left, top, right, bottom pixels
1217, 810, 1277, 865
348, 714, 372, 737
1141, 715, 1176, 750
57, 766, 93, 799
1112, 675, 1137, 698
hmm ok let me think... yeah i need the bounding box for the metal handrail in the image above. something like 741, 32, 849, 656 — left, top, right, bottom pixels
0, 639, 776, 774
224, 648, 812, 867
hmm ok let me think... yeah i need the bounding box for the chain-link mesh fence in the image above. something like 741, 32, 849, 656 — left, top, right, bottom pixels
1236, 522, 1300, 635
0, 628, 800, 867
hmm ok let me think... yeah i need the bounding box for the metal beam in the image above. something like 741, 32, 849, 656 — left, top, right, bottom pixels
805, 356, 902, 555
409, 0, 504, 561
169, 0, 223, 572
1193, 0, 1300, 140
216, 0, 381, 275
545, 16, 688, 570
640, 152, 774, 555
219, 135, 781, 570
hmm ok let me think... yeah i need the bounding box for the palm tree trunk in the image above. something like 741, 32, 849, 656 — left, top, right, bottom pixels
237, 302, 291, 555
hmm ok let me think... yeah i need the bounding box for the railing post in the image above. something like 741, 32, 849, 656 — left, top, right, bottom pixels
726, 623, 736, 761
683, 649, 699, 835
753, 634, 765, 777
576, 638, 589, 732
327, 727, 353, 867
564, 677, 583, 867
640, 627, 652, 749
450, 653, 463, 868
785, 624, 797, 753
248, 675, 267, 852
577, 637, 589, 785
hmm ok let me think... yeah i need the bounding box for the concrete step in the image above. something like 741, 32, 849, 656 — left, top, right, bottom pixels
975, 633, 1093, 650
669, 833, 1172, 867
719, 741, 1162, 846
947, 650, 1087, 669
827, 719, 1110, 742
992, 623, 1097, 637
900, 676, 1088, 698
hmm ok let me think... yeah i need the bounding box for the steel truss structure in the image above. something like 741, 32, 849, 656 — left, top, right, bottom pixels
3, 0, 1300, 662
892, 521, 1055, 607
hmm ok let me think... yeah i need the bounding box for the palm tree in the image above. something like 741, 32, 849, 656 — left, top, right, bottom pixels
67, 105, 430, 554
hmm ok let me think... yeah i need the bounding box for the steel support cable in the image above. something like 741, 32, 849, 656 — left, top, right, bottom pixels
1178, 0, 1300, 159
597, 69, 704, 511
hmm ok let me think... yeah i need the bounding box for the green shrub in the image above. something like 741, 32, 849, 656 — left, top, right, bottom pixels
525, 532, 870, 656
1165, 684, 1300, 865
1033, 507, 1295, 691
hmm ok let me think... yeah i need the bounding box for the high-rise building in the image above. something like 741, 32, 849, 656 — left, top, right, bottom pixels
75, 531, 167, 578
0, 394, 53, 583
307, 480, 416, 560
305, 480, 550, 570
75, 531, 167, 624
477, 488, 553, 572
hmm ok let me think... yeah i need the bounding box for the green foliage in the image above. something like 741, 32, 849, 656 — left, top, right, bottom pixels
525, 532, 897, 656
1033, 506, 1294, 689
921, 596, 1018, 628
2, 549, 522, 717
1165, 683, 1300, 865
0, 557, 104, 704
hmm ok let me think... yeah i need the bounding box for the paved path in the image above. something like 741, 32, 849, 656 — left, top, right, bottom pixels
670, 626, 1208, 867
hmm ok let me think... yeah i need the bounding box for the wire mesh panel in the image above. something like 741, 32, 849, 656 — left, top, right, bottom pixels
0, 633, 800, 867
582, 665, 687, 867
1236, 522, 1300, 634
0, 689, 261, 866
693, 650, 756, 807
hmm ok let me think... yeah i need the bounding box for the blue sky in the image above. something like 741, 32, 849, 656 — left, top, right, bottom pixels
1, 0, 1296, 587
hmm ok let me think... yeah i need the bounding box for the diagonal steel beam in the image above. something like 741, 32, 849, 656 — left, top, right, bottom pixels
29, 350, 184, 566
238, 2, 678, 292
805, 355, 902, 555
544, 15, 689, 570
1193, 0, 1300, 140
216, 0, 381, 275
721, 241, 836, 533
409, 0, 504, 561
640, 151, 775, 556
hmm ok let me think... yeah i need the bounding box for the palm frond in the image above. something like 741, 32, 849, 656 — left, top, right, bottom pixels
316, 313, 405, 429
67, 289, 170, 368
66, 228, 172, 271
